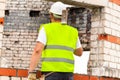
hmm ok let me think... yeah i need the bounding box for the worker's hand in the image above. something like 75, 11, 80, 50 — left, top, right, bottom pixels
39, 75, 45, 80
27, 72, 36, 80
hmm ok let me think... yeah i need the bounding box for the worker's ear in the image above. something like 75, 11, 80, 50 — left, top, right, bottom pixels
49, 13, 54, 22
50, 13, 53, 18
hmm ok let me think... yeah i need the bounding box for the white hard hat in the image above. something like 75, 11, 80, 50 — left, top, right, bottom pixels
50, 2, 68, 15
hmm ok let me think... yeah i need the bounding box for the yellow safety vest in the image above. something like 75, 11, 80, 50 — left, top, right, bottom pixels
40, 22, 78, 72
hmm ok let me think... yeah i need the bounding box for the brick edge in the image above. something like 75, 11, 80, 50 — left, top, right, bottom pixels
0, 18, 4, 25
109, 0, 120, 6
0, 68, 119, 80
98, 34, 120, 45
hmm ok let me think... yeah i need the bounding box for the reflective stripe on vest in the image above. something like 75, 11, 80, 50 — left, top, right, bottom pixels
45, 45, 74, 52
42, 58, 74, 64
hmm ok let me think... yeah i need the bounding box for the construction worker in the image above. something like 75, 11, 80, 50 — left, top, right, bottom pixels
28, 1, 83, 80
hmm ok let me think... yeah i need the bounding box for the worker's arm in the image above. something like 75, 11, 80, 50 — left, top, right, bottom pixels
29, 42, 45, 72
74, 47, 83, 56
74, 37, 83, 56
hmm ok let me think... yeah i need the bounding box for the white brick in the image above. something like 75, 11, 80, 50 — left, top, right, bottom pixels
90, 35, 98, 41
110, 22, 120, 31
119, 57, 120, 63
108, 49, 112, 55
90, 48, 99, 54
103, 7, 111, 14
118, 25, 120, 32
99, 28, 104, 34
0, 10, 4, 17
112, 50, 117, 56
0, 3, 5, 10
0, 41, 2, 48
112, 2, 120, 12
0, 34, 3, 40
115, 57, 119, 63
73, 0, 108, 6
99, 54, 104, 60
113, 70, 118, 78
0, 76, 9, 80
21, 77, 28, 80
111, 9, 119, 18
109, 62, 116, 69
108, 2, 113, 8
90, 55, 97, 60
103, 61, 109, 67
91, 28, 99, 34
91, 68, 101, 76
104, 69, 109, 76
110, 56, 115, 62
111, 30, 117, 37
104, 41, 111, 49
104, 13, 113, 22
103, 48, 111, 55
91, 41, 98, 47
0, 25, 3, 32
115, 51, 118, 57
98, 41, 104, 47
104, 27, 111, 34
11, 77, 20, 80
0, 0, 6, 3
99, 47, 104, 54
119, 45, 120, 51
103, 20, 111, 28
92, 21, 100, 27
116, 44, 120, 51
104, 54, 110, 61
0, 57, 8, 67
114, 24, 119, 31
118, 12, 120, 19
112, 17, 119, 25
116, 31, 120, 38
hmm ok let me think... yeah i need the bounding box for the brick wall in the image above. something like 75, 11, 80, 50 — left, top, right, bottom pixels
0, 0, 5, 67
88, 0, 120, 78
0, 68, 120, 80
2, 0, 51, 69
101, 0, 120, 77
0, 0, 120, 80
67, 7, 91, 51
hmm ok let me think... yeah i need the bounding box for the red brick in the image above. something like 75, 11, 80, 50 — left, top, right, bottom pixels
98, 34, 108, 40
17, 69, 28, 77
98, 34, 120, 45
108, 36, 117, 43
105, 77, 114, 80
100, 77, 105, 80
0, 68, 16, 76
74, 74, 89, 80
90, 76, 99, 80
0, 18, 4, 25
109, 0, 120, 6
117, 38, 120, 45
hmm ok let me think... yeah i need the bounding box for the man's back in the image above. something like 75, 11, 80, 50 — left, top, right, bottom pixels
41, 22, 78, 72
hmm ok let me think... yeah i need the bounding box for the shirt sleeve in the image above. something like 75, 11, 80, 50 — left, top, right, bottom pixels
36, 27, 47, 45
76, 38, 82, 49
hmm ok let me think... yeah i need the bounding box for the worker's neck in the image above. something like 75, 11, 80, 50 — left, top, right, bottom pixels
52, 21, 61, 23
51, 19, 61, 23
